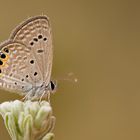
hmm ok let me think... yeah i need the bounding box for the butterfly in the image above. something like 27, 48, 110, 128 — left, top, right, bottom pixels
0, 15, 56, 100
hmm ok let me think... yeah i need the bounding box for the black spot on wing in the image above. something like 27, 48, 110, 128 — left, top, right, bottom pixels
0, 60, 3, 65
34, 72, 38, 76
30, 60, 34, 64
37, 49, 44, 53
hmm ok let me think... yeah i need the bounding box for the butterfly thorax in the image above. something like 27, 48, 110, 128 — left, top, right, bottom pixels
26, 80, 56, 100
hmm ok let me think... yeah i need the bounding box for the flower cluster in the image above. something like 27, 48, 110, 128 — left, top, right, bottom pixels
0, 100, 55, 140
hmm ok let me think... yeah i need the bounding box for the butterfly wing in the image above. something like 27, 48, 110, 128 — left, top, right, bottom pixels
0, 41, 43, 95
10, 15, 53, 87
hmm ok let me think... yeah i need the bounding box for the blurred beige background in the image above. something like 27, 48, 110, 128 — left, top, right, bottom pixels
0, 0, 140, 140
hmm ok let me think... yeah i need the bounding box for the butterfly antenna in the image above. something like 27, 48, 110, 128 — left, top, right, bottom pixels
56, 72, 78, 83
39, 91, 51, 103
21, 92, 30, 101
41, 12, 44, 16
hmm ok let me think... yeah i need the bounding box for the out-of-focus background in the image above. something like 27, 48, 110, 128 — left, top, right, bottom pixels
0, 0, 140, 140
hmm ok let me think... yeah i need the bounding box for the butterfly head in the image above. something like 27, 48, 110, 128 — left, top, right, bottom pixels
48, 80, 57, 93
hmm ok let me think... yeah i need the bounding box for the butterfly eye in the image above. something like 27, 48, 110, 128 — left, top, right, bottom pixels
50, 81, 57, 91
50, 81, 55, 90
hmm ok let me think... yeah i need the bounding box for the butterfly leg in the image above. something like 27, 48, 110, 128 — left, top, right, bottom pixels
21, 92, 32, 101
39, 91, 46, 102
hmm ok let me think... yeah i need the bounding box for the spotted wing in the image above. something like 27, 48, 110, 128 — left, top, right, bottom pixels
0, 41, 43, 95
10, 15, 53, 86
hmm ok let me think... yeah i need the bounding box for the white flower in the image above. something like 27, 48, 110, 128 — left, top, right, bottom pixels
0, 100, 55, 140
